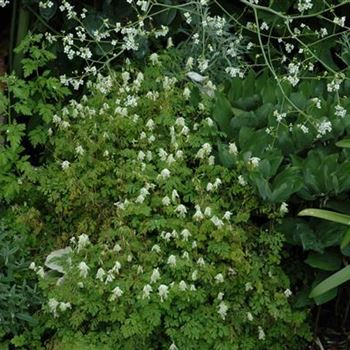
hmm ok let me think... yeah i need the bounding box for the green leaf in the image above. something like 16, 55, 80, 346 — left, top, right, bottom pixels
310, 266, 350, 298
314, 286, 338, 305
213, 93, 232, 134
336, 139, 350, 148
340, 227, 350, 250
298, 208, 350, 225
305, 251, 342, 271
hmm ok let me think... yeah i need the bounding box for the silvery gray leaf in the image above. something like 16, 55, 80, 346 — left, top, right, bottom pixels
187, 72, 207, 83
45, 247, 72, 273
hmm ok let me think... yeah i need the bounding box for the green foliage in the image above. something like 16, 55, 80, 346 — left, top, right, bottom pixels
26, 59, 311, 349
0, 213, 42, 347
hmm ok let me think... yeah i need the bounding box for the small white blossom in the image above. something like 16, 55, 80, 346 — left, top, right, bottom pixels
280, 202, 289, 215
77, 233, 90, 252
217, 301, 228, 320
335, 105, 346, 118
179, 280, 187, 291
258, 326, 265, 340
229, 142, 238, 155
61, 160, 70, 170
238, 175, 247, 186
142, 284, 153, 299
162, 196, 171, 206
96, 268, 106, 281
247, 312, 254, 321
78, 261, 90, 278
211, 216, 224, 228
151, 244, 161, 253
167, 255, 177, 266
197, 257, 205, 266
159, 168, 171, 180
284, 288, 292, 298
215, 273, 224, 283
110, 286, 123, 301
183, 87, 191, 100
59, 302, 71, 312
175, 204, 187, 218
158, 284, 169, 302
150, 268, 160, 283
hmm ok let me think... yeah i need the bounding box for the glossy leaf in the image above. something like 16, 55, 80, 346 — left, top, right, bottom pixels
310, 266, 350, 298
298, 208, 350, 226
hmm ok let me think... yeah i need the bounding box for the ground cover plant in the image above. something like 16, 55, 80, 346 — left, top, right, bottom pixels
1, 0, 350, 348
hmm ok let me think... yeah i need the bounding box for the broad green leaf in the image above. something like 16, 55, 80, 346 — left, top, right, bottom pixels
314, 286, 338, 305
305, 251, 342, 271
336, 139, 350, 148
310, 266, 350, 298
298, 208, 350, 225
341, 227, 350, 250
213, 93, 232, 134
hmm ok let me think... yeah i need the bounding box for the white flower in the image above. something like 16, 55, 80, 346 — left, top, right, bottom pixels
105, 272, 115, 284
159, 168, 171, 180
175, 204, 187, 218
335, 105, 346, 118
113, 243, 122, 252
180, 229, 191, 241
223, 211, 232, 221
238, 175, 247, 186
193, 207, 204, 221
48, 298, 59, 317
183, 87, 191, 100
169, 342, 178, 350
150, 268, 160, 283
317, 120, 332, 138
248, 157, 260, 168
258, 326, 265, 340
142, 284, 153, 299
179, 280, 187, 291
158, 284, 169, 301
171, 189, 179, 202
247, 312, 254, 321
217, 301, 228, 320
206, 182, 214, 192
77, 233, 90, 252
284, 288, 292, 298
197, 257, 205, 266
191, 270, 198, 281
75, 145, 85, 156
112, 261, 121, 274
204, 207, 212, 217
211, 216, 224, 228
29, 262, 36, 271
334, 16, 346, 27
280, 202, 289, 215
149, 53, 159, 65
59, 302, 71, 312
151, 244, 161, 253
162, 196, 171, 206
245, 282, 253, 291
61, 160, 70, 170
146, 119, 155, 130
167, 255, 177, 266
228, 142, 238, 155
96, 268, 106, 281
78, 261, 90, 278
260, 22, 269, 30
215, 273, 224, 283
110, 286, 123, 301
217, 292, 224, 300
37, 267, 45, 278
187, 71, 207, 83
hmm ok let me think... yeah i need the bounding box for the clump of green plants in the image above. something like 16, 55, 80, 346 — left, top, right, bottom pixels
27, 57, 311, 349
0, 212, 43, 349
